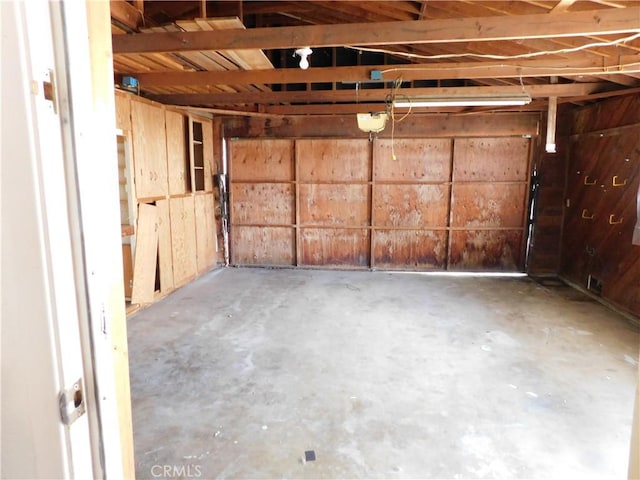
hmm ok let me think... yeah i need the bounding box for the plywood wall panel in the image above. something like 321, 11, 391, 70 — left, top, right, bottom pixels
231, 183, 294, 225
449, 230, 523, 271
451, 184, 527, 228
374, 139, 451, 182
300, 228, 369, 267
572, 94, 640, 134
231, 226, 295, 265
230, 139, 294, 181
131, 100, 168, 199
297, 139, 370, 182
115, 92, 131, 132
299, 184, 370, 226
373, 230, 447, 269
373, 184, 449, 228
165, 110, 188, 196
453, 137, 529, 182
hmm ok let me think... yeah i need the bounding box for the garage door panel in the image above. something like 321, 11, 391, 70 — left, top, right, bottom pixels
299, 184, 369, 226
453, 138, 529, 182
231, 183, 294, 225
374, 139, 451, 182
449, 230, 523, 271
374, 184, 449, 227
451, 184, 527, 228
300, 228, 369, 267
230, 139, 294, 181
297, 139, 370, 182
231, 226, 295, 266
373, 230, 447, 269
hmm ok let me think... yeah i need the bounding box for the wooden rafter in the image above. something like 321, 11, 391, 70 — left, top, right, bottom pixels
551, 0, 578, 14
112, 7, 640, 54
130, 57, 640, 87
147, 82, 608, 106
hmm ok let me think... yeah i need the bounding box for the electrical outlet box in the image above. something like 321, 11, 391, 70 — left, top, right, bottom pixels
122, 76, 138, 89
587, 275, 603, 295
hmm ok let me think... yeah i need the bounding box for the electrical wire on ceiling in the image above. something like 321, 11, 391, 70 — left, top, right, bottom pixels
345, 30, 640, 63
377, 61, 640, 76
386, 79, 412, 161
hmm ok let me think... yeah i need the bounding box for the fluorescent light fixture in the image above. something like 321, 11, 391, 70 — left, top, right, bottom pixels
393, 94, 532, 108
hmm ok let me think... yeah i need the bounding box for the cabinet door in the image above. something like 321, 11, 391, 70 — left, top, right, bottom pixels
131, 101, 168, 199
169, 197, 197, 287
195, 193, 217, 273
165, 110, 188, 195
156, 199, 174, 293
202, 119, 214, 192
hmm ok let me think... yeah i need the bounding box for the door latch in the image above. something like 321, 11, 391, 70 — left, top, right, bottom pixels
59, 378, 86, 426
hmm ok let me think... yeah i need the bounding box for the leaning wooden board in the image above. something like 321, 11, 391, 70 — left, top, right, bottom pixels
130, 203, 158, 304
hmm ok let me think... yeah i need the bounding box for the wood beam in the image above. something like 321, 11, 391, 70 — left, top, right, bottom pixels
130, 57, 640, 87
262, 102, 547, 115
550, 0, 578, 13
222, 112, 540, 138
148, 83, 608, 106
110, 0, 142, 31
112, 7, 640, 54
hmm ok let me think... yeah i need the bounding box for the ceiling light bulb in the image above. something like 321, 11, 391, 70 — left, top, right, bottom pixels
295, 47, 312, 70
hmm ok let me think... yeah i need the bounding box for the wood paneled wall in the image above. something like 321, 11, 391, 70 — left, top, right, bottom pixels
561, 94, 640, 317
527, 112, 571, 275
115, 91, 219, 309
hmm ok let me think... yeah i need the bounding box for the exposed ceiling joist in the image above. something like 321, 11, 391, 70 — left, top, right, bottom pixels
551, 0, 578, 14
131, 57, 640, 87
112, 7, 640, 54
148, 82, 608, 106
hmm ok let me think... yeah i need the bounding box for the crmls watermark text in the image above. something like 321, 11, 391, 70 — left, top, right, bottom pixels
150, 464, 202, 478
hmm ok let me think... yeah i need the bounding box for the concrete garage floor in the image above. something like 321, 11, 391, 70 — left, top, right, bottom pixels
128, 268, 639, 479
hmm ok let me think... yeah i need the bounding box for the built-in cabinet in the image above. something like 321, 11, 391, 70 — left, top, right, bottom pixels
115, 90, 219, 310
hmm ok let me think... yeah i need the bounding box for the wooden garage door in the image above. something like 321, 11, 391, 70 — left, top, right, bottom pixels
229, 139, 296, 266
229, 137, 531, 271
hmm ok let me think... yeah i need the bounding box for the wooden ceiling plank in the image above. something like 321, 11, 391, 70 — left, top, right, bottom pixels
131, 57, 640, 86
112, 7, 640, 53
551, 0, 579, 13
311, 1, 408, 22
418, 1, 429, 19
591, 74, 640, 86
147, 82, 608, 106
425, 1, 620, 60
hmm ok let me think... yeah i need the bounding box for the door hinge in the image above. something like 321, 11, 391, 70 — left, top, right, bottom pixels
59, 378, 86, 426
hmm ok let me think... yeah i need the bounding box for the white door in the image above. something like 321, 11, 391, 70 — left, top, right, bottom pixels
1, 0, 130, 478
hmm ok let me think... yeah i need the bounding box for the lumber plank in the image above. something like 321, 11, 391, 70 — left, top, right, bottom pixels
223, 112, 540, 138
112, 7, 640, 53
130, 203, 158, 304
132, 57, 639, 87
148, 83, 607, 106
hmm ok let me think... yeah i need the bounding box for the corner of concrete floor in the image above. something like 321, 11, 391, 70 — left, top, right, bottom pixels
127, 267, 639, 479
